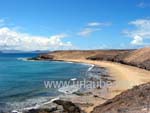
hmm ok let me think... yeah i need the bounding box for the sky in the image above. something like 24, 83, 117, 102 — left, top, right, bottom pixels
0, 0, 150, 51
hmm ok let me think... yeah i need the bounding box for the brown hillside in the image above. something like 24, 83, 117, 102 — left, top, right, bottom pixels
123, 47, 150, 63
45, 50, 130, 60
32, 48, 150, 70
91, 82, 150, 113
87, 48, 150, 70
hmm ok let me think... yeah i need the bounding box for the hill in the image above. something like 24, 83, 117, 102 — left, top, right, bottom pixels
91, 82, 150, 113
32, 47, 150, 70
87, 47, 150, 70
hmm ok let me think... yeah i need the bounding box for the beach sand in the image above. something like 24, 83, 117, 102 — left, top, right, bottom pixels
55, 58, 150, 113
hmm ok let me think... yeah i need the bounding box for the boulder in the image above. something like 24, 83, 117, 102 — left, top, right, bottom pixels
54, 100, 84, 113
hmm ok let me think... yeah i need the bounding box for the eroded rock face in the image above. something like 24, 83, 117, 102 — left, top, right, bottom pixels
28, 54, 54, 60
39, 54, 54, 60
91, 82, 150, 113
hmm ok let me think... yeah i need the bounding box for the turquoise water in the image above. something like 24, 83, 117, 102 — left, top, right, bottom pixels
0, 53, 90, 112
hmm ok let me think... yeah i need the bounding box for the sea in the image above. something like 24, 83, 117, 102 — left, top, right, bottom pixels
0, 53, 93, 112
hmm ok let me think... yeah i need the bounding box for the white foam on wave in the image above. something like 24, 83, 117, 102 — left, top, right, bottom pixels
17, 58, 28, 61
87, 64, 95, 71
42, 97, 60, 105
10, 97, 52, 112
70, 78, 77, 81
12, 110, 21, 113
17, 57, 41, 62
21, 96, 60, 112
22, 104, 40, 111
80, 63, 93, 66
10, 96, 61, 113
66, 61, 74, 63
58, 85, 79, 94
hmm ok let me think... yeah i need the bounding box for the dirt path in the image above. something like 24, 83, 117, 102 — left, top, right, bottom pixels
58, 59, 150, 113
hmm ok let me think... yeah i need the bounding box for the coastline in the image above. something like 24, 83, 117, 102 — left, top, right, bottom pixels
51, 58, 150, 113
19, 57, 150, 113
15, 59, 108, 113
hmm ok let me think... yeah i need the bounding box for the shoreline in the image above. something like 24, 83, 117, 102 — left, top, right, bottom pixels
15, 58, 150, 113
52, 58, 150, 113
13, 59, 108, 113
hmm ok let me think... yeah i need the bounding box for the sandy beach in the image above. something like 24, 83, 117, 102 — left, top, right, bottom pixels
56, 58, 150, 113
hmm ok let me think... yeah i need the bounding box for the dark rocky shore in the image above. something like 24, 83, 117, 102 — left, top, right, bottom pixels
14, 83, 150, 113
20, 82, 150, 113
23, 100, 85, 113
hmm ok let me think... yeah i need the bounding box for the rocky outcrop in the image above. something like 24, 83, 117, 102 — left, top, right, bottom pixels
23, 100, 84, 113
54, 100, 84, 113
23, 108, 57, 113
91, 82, 150, 113
28, 54, 54, 60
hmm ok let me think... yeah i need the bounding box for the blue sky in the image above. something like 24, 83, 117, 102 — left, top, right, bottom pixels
0, 0, 150, 51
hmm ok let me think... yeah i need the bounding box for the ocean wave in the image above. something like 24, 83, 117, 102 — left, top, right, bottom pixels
79, 63, 93, 66
87, 64, 95, 71
17, 57, 42, 62
58, 85, 80, 94
21, 97, 60, 112
7, 97, 52, 113
9, 96, 60, 113
17, 57, 28, 61
66, 61, 74, 63
42, 97, 60, 105
70, 78, 77, 81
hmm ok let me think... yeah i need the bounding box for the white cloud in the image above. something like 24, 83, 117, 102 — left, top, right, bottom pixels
131, 35, 143, 45
0, 27, 73, 51
137, 2, 150, 8
78, 21, 111, 37
77, 28, 100, 37
87, 22, 111, 27
123, 19, 150, 45
87, 22, 101, 27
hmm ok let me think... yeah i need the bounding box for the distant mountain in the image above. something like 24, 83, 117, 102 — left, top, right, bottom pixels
1, 50, 50, 53
31, 50, 50, 53
1, 50, 24, 53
